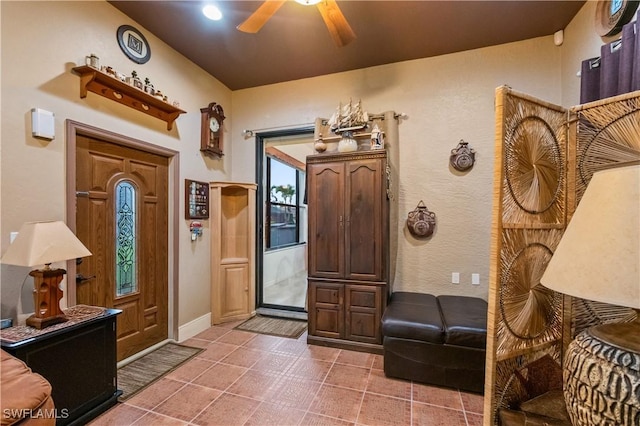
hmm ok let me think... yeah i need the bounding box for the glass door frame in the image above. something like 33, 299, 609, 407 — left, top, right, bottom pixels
254, 126, 314, 313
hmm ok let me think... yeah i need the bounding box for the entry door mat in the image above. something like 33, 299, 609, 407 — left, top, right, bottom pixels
234, 315, 307, 339
117, 342, 203, 402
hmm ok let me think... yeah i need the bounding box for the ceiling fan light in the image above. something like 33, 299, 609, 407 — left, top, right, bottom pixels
202, 4, 223, 21
295, 0, 322, 5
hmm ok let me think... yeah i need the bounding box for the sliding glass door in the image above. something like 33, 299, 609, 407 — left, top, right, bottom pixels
255, 128, 314, 315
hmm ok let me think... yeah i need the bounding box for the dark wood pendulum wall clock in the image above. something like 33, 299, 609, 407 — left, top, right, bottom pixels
200, 102, 225, 157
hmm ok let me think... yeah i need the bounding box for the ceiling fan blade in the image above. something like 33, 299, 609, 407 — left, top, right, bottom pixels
237, 0, 286, 33
317, 0, 356, 47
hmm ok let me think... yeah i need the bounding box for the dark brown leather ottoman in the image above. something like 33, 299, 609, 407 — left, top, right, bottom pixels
381, 292, 487, 393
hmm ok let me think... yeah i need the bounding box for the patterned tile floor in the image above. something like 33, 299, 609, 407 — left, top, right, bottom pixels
90, 321, 484, 426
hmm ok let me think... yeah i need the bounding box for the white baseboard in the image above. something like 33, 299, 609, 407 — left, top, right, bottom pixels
118, 339, 174, 368
177, 312, 211, 342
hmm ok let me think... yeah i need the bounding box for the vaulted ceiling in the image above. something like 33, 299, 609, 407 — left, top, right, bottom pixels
110, 1, 586, 90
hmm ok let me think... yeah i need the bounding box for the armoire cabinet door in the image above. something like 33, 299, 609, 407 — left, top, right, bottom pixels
345, 158, 385, 281
308, 280, 344, 339
345, 284, 382, 343
307, 162, 345, 278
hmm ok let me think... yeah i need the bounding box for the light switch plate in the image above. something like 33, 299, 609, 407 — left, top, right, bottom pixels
452, 272, 460, 284
472, 273, 480, 285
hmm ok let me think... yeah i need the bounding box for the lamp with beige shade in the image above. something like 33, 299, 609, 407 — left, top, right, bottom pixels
1, 221, 91, 329
540, 163, 639, 425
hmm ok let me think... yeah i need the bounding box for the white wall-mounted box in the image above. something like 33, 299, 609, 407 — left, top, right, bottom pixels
31, 108, 55, 140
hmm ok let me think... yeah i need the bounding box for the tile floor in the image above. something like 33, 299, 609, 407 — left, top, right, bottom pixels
90, 321, 484, 426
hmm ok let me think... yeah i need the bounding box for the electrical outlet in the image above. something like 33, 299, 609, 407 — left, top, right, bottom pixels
472, 273, 480, 285
452, 272, 460, 284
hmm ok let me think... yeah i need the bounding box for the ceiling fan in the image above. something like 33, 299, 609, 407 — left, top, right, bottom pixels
237, 0, 356, 47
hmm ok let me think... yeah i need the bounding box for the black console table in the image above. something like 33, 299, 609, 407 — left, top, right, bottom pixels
1, 308, 121, 425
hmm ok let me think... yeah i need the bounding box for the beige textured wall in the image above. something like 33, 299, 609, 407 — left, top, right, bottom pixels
0, 1, 231, 328
231, 36, 565, 300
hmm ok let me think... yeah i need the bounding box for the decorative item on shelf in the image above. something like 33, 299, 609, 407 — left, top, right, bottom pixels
540, 164, 640, 426
200, 102, 225, 157
143, 77, 154, 95
0, 221, 92, 329
370, 123, 384, 150
153, 90, 164, 100
450, 139, 476, 171
102, 66, 117, 78
85, 53, 99, 69
328, 99, 369, 153
314, 134, 327, 153
126, 70, 143, 90
406, 200, 436, 238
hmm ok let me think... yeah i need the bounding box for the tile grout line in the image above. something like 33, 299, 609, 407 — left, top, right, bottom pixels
353, 358, 374, 426
186, 331, 257, 425
299, 347, 342, 425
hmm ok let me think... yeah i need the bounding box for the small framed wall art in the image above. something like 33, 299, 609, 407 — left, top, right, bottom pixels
185, 179, 209, 219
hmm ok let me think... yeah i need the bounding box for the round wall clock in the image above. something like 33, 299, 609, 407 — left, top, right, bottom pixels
117, 25, 151, 64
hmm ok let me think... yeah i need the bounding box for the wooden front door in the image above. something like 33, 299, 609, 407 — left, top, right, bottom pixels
75, 135, 169, 361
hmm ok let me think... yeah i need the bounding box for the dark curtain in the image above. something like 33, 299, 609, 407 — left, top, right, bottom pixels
581, 21, 639, 103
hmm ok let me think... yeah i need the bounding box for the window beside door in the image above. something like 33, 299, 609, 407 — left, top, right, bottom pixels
266, 157, 306, 250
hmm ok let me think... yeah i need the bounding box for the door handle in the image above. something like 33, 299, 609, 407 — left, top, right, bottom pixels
76, 274, 96, 284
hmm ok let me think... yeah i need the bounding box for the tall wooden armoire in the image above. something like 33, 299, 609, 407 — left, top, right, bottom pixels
210, 182, 257, 325
306, 150, 389, 353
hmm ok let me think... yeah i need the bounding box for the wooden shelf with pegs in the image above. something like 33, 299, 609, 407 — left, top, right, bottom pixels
72, 65, 186, 130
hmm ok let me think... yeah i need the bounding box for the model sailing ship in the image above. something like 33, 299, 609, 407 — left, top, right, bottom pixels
328, 99, 369, 132
327, 99, 369, 152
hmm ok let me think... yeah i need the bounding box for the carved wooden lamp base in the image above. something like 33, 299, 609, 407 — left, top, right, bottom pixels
563, 310, 640, 425
26, 268, 68, 330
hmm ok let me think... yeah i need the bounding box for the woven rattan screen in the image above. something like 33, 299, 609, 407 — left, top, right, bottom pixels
485, 86, 567, 425
485, 87, 640, 425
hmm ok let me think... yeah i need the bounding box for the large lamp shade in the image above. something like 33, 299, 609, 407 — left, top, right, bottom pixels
1, 221, 91, 329
540, 164, 639, 308
1, 221, 91, 267
540, 164, 640, 425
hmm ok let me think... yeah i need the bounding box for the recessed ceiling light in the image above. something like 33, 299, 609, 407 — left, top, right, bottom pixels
295, 0, 321, 5
202, 4, 222, 21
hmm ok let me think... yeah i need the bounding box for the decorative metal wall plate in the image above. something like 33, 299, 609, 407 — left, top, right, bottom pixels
406, 200, 436, 238
450, 140, 476, 171
117, 25, 151, 64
